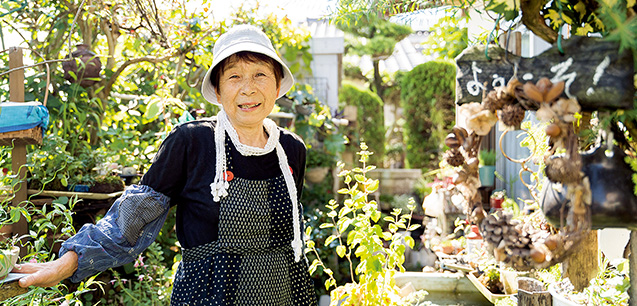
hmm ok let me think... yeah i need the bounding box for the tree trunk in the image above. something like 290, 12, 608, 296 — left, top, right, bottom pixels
563, 230, 598, 291
372, 59, 383, 100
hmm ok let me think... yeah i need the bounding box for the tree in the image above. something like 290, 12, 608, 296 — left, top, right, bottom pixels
336, 13, 411, 101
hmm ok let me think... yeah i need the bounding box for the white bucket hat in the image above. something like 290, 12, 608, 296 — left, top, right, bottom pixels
201, 24, 295, 105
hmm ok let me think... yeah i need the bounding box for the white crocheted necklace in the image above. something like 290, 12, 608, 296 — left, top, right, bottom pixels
210, 109, 303, 262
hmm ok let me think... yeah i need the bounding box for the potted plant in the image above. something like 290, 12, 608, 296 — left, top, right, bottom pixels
305, 148, 335, 184
478, 149, 496, 187
0, 235, 20, 280
0, 187, 24, 280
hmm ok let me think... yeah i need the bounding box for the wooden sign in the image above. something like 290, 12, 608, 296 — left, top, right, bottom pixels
455, 36, 634, 111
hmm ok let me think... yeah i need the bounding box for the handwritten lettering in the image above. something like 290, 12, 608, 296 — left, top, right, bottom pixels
466, 61, 485, 96
550, 58, 577, 98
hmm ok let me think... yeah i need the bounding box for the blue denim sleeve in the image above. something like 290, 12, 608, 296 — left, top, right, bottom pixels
59, 184, 170, 283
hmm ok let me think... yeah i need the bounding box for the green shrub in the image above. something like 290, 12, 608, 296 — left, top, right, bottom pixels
338, 82, 385, 166
400, 61, 456, 169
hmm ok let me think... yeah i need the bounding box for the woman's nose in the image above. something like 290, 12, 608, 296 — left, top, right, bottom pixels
240, 78, 256, 95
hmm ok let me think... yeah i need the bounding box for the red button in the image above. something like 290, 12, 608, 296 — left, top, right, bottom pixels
224, 170, 234, 181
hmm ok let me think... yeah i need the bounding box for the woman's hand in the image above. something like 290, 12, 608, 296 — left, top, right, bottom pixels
12, 251, 78, 288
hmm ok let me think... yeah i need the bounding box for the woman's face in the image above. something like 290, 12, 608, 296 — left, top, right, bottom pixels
215, 58, 280, 130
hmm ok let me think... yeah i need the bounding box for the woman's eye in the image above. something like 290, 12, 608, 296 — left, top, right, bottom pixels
256, 72, 266, 77
229, 75, 239, 79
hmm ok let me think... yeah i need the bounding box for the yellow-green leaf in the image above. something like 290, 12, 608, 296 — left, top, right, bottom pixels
336, 245, 346, 258
325, 235, 338, 245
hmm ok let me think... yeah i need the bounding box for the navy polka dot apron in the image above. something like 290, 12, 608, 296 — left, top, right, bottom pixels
170, 145, 317, 306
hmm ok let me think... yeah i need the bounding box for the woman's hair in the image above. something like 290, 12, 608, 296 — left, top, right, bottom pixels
210, 51, 284, 92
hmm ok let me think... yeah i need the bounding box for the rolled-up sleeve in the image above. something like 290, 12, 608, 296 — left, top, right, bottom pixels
59, 184, 170, 283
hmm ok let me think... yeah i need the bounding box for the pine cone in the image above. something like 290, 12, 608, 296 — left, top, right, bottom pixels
444, 149, 465, 167
499, 104, 525, 128
482, 88, 513, 112
544, 156, 582, 184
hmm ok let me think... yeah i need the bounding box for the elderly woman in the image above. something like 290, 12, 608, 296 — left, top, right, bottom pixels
14, 25, 318, 305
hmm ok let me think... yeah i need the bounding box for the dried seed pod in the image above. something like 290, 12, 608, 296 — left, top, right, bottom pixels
445, 133, 460, 149
500, 104, 526, 128
494, 247, 507, 261
452, 170, 468, 184
506, 78, 522, 96
544, 235, 559, 251
535, 77, 553, 93
452, 126, 468, 144
444, 149, 465, 167
522, 82, 544, 103
465, 157, 480, 174
544, 81, 565, 103
530, 247, 547, 263
545, 123, 561, 138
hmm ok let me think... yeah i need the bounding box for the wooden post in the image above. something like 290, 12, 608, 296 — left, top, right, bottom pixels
629, 231, 637, 306
563, 230, 598, 291
8, 47, 28, 245
517, 277, 552, 306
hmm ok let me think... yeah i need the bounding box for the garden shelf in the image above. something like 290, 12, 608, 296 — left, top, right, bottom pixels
27, 189, 124, 200
0, 127, 42, 146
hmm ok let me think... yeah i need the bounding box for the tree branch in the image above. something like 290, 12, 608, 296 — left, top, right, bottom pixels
102, 49, 187, 98
521, 0, 558, 44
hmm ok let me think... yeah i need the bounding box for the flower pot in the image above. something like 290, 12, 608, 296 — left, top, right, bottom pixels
0, 246, 20, 280
305, 167, 330, 184
548, 283, 582, 306
479, 166, 495, 187
490, 197, 503, 209
62, 44, 102, 87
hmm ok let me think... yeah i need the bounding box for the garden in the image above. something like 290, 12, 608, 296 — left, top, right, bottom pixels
0, 0, 636, 305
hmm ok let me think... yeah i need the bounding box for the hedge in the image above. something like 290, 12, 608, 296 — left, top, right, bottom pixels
339, 82, 385, 166
400, 60, 456, 169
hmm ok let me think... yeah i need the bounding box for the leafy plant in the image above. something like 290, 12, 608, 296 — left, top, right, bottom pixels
479, 149, 496, 166
339, 83, 385, 167
305, 143, 420, 305
306, 148, 337, 169
107, 242, 173, 306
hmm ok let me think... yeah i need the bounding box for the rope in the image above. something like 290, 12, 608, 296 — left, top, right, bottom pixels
555, 0, 566, 54
485, 14, 502, 61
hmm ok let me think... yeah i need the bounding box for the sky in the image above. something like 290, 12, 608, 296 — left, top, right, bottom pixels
192, 0, 335, 24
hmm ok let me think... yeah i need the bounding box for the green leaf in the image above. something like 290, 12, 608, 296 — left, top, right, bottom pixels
145, 99, 162, 119
371, 210, 381, 223
355, 245, 366, 257
325, 235, 338, 245
308, 259, 319, 275
319, 223, 334, 229
327, 211, 337, 218
383, 216, 395, 222
389, 223, 398, 233
336, 245, 346, 258
408, 224, 421, 231
354, 174, 366, 183
366, 179, 379, 193
404, 235, 415, 249
306, 240, 315, 249
305, 226, 312, 237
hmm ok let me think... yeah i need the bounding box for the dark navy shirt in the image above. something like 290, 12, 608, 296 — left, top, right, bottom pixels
140, 118, 306, 248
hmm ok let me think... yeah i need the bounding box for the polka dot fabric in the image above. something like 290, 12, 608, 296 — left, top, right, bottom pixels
170, 146, 317, 305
